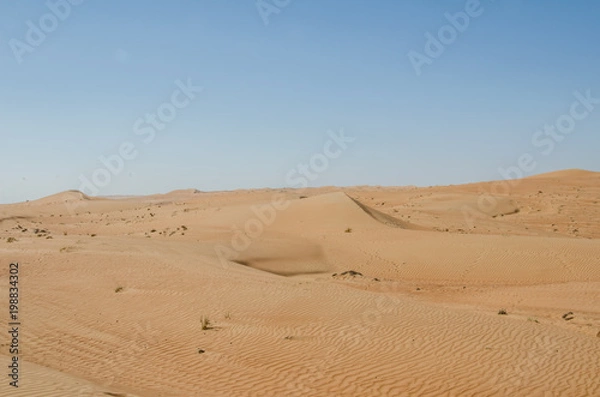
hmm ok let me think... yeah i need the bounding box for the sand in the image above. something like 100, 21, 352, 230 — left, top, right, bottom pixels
0, 169, 599, 396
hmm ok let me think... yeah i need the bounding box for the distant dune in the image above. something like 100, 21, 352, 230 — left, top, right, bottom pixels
27, 190, 94, 205
526, 168, 600, 179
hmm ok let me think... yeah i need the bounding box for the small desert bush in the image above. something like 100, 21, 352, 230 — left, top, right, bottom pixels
498, 309, 508, 315
6, 237, 17, 243
345, 228, 353, 233
201, 316, 212, 330
115, 287, 124, 293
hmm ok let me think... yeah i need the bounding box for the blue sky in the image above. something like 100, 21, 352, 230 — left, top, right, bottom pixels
1, 0, 599, 203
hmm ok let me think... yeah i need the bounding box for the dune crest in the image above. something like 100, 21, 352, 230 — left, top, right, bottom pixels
347, 194, 426, 230
28, 190, 93, 205
527, 168, 600, 179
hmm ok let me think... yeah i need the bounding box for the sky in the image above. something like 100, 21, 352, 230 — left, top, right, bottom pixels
1, 0, 599, 203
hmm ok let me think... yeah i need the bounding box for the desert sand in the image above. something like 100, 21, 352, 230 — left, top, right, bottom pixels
1, 169, 599, 396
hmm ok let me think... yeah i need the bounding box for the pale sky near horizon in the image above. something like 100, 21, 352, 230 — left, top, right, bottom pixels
1, 0, 599, 204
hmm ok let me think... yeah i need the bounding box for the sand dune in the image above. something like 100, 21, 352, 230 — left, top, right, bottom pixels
27, 190, 94, 206
1, 170, 599, 396
526, 168, 600, 179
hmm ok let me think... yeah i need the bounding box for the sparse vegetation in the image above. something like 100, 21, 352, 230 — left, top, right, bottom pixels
6, 237, 17, 243
345, 228, 353, 233
333, 270, 364, 278
115, 287, 124, 293
201, 316, 212, 330
562, 312, 574, 321
528, 317, 540, 323
498, 309, 508, 315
